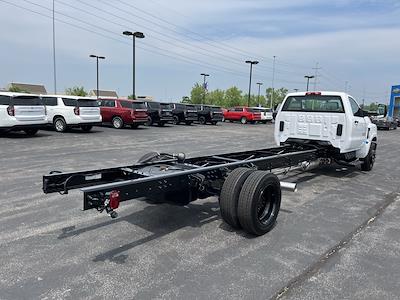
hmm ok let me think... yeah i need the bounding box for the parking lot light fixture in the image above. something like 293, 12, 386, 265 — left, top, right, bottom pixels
123, 31, 145, 99
256, 82, 263, 107
245, 60, 259, 107
304, 75, 315, 92
200, 73, 210, 104
89, 54, 106, 99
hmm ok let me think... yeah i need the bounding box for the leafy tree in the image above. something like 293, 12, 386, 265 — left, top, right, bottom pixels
181, 96, 190, 103
265, 87, 288, 108
224, 86, 243, 107
206, 89, 225, 106
243, 94, 267, 107
128, 94, 135, 100
190, 83, 205, 104
65, 86, 88, 96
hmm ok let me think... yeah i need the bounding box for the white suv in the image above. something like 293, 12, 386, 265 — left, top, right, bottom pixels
0, 92, 47, 136
42, 95, 102, 132
250, 107, 273, 123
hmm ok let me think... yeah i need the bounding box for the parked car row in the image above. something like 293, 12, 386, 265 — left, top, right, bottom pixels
0, 92, 240, 136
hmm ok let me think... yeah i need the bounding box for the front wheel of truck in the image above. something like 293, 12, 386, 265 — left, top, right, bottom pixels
361, 141, 377, 171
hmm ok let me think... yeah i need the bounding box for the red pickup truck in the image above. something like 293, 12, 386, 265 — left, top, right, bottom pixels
97, 98, 148, 129
223, 107, 262, 124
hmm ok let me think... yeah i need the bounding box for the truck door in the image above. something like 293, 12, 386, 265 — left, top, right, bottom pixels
348, 97, 367, 150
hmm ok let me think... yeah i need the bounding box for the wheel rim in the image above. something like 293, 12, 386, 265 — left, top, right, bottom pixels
173, 117, 179, 124
113, 118, 122, 128
55, 120, 64, 131
370, 143, 377, 166
257, 185, 277, 225
241, 117, 246, 124
200, 117, 205, 124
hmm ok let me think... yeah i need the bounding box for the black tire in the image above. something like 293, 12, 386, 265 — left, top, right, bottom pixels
199, 116, 206, 125
185, 121, 192, 125
361, 141, 377, 171
237, 171, 281, 236
173, 116, 180, 125
131, 123, 139, 129
219, 168, 254, 229
240, 117, 247, 124
158, 121, 165, 127
54, 117, 67, 132
211, 121, 218, 125
23, 128, 39, 136
112, 116, 124, 129
146, 116, 153, 126
81, 125, 92, 132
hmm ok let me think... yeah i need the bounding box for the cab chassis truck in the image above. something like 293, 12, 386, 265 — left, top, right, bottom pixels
43, 92, 378, 236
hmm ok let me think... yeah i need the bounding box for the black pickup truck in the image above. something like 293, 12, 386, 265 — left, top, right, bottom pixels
195, 104, 224, 125
171, 103, 198, 125
143, 101, 174, 126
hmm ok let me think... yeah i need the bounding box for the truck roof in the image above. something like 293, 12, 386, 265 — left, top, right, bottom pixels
0, 91, 40, 97
286, 91, 353, 98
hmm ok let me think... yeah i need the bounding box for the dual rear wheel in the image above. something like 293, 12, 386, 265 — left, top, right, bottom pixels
219, 168, 281, 236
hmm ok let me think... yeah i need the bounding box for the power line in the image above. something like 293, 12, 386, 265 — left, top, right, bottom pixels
0, 0, 251, 79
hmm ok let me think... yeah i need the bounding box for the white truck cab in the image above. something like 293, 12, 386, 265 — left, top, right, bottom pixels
0, 92, 47, 136
42, 95, 102, 132
275, 91, 377, 170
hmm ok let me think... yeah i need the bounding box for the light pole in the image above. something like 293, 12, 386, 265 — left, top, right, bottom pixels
52, 0, 57, 94
271, 55, 276, 109
245, 60, 259, 107
256, 82, 263, 107
89, 55, 105, 99
304, 75, 315, 91
200, 73, 209, 104
123, 31, 145, 99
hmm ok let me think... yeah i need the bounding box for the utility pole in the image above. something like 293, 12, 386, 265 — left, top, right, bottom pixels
256, 82, 263, 107
52, 0, 57, 94
271, 55, 276, 109
89, 55, 105, 99
312, 62, 321, 91
304, 75, 314, 91
200, 73, 209, 104
245, 60, 259, 107
362, 87, 366, 108
123, 31, 145, 99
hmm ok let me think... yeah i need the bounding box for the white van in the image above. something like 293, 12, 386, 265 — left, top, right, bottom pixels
0, 92, 47, 136
42, 95, 102, 132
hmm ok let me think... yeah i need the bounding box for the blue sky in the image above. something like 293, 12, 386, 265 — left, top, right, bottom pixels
0, 0, 399, 103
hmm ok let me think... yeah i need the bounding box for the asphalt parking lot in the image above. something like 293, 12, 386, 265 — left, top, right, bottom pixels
1, 122, 399, 299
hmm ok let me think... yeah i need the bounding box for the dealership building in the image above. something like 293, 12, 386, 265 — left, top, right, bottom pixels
389, 85, 400, 117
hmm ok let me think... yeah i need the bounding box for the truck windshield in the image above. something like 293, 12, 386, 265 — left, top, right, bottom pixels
282, 95, 344, 113
132, 102, 146, 109
210, 106, 222, 112
12, 96, 44, 106
120, 101, 146, 109
186, 105, 196, 110
160, 103, 172, 109
147, 102, 160, 109
77, 99, 99, 107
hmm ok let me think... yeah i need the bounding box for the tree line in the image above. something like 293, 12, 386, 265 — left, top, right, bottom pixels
187, 83, 288, 108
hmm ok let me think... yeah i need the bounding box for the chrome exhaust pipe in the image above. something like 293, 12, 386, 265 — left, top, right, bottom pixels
280, 181, 297, 192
